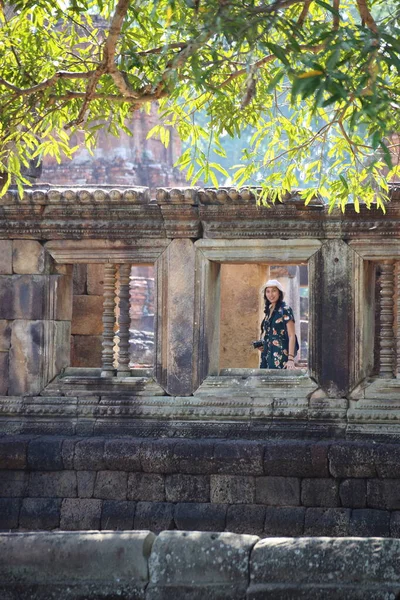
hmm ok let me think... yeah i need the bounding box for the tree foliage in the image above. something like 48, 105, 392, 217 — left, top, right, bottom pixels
0, 0, 399, 210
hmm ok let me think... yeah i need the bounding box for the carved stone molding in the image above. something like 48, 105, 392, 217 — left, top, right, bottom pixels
45, 239, 170, 263
195, 238, 322, 262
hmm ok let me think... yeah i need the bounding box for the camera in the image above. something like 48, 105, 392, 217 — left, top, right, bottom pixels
252, 340, 264, 349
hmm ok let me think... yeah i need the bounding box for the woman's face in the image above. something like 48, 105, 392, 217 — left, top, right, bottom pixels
265, 286, 280, 304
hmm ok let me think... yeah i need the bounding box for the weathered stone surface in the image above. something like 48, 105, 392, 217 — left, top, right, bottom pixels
73, 264, 87, 295
264, 507, 305, 537
77, 471, 96, 498
60, 498, 102, 530
104, 438, 142, 471
74, 438, 105, 470
28, 471, 77, 498
0, 472, 27, 497
0, 320, 11, 351
214, 441, 264, 475
87, 264, 104, 296
128, 473, 165, 502
147, 531, 259, 600
210, 475, 255, 504
226, 504, 265, 536
329, 443, 377, 478
367, 479, 400, 510
248, 537, 400, 599
174, 439, 215, 474
304, 508, 350, 536
165, 474, 210, 503
101, 500, 136, 530
0, 276, 48, 320
27, 438, 64, 471
348, 509, 390, 537
0, 351, 8, 395
256, 477, 300, 506
140, 439, 178, 474
390, 511, 400, 536
0, 498, 21, 529
71, 295, 104, 335
264, 441, 329, 477
0, 438, 27, 469
174, 503, 227, 532
19, 498, 61, 530
53, 268, 73, 321
339, 479, 367, 508
0, 241, 12, 274
301, 478, 339, 507
375, 444, 400, 478
0, 530, 154, 597
62, 438, 76, 469
12, 240, 46, 274
93, 471, 127, 500
134, 502, 174, 533
71, 334, 103, 368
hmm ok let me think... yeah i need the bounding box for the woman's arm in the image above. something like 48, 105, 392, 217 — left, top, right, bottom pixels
285, 319, 296, 370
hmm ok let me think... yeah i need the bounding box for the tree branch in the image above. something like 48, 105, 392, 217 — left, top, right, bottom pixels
297, 0, 312, 27
0, 72, 93, 95
355, 0, 379, 35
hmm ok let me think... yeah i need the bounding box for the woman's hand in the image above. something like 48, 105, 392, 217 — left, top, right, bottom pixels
284, 359, 296, 370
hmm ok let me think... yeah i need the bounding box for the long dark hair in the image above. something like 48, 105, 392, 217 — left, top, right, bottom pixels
260, 289, 284, 336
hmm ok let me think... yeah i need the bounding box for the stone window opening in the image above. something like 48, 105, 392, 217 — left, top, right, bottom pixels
70, 263, 155, 377
218, 263, 309, 371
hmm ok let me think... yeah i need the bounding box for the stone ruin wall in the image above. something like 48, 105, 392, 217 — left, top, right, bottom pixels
1, 184, 400, 536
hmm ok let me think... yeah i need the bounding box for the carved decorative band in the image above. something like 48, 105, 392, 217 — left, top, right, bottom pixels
379, 261, 395, 378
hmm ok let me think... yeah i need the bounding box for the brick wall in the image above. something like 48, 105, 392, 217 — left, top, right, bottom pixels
1, 436, 399, 536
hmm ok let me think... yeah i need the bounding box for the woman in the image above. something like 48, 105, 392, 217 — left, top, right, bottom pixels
259, 279, 297, 370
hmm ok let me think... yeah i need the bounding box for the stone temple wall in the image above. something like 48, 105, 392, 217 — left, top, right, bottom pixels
1, 183, 400, 534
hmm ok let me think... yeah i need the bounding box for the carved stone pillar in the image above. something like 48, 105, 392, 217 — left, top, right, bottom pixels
379, 260, 395, 378
117, 264, 131, 377
397, 262, 400, 378
101, 264, 117, 377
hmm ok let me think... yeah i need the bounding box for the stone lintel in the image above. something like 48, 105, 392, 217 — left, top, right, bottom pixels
44, 239, 170, 264
195, 238, 322, 262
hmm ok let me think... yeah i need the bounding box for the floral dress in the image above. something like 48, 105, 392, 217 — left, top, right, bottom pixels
260, 302, 295, 369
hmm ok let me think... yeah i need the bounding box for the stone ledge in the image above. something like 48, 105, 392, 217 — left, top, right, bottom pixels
2, 533, 400, 599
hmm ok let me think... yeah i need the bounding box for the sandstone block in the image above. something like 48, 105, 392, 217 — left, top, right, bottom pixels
0, 438, 27, 469
256, 477, 300, 506
60, 498, 102, 530
74, 438, 105, 470
348, 509, 390, 537
0, 320, 11, 351
0, 241, 12, 274
264, 441, 329, 477
101, 500, 136, 530
147, 531, 259, 600
174, 439, 216, 474
20, 498, 61, 530
329, 443, 377, 478
140, 439, 179, 474
0, 530, 154, 596
226, 504, 265, 536
72, 295, 103, 335
28, 471, 77, 498
93, 471, 127, 500
174, 503, 227, 532
0, 471, 27, 497
73, 264, 87, 295
210, 475, 255, 504
71, 334, 103, 368
12, 240, 46, 274
264, 507, 305, 536
165, 474, 209, 503
134, 502, 174, 533
128, 473, 165, 502
77, 471, 96, 498
301, 478, 339, 507
391, 512, 400, 537
339, 479, 367, 508
52, 269, 73, 321
62, 438, 76, 469
0, 351, 8, 395
104, 438, 142, 471
27, 438, 64, 471
0, 275, 49, 320
367, 479, 400, 510
248, 537, 400, 598
304, 507, 350, 536
214, 441, 264, 475
87, 264, 104, 296
0, 498, 21, 529
375, 444, 400, 478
